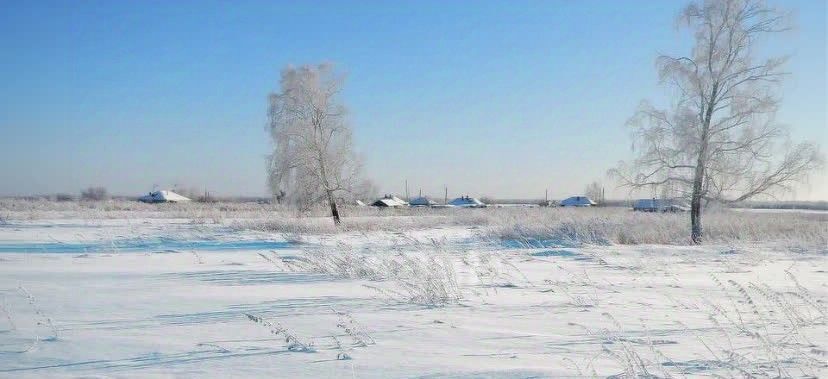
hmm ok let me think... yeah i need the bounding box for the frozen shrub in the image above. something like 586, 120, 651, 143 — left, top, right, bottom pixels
80, 187, 109, 201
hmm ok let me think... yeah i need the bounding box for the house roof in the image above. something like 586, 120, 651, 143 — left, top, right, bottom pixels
448, 197, 485, 207
409, 196, 437, 206
371, 196, 409, 207
560, 196, 596, 206
139, 190, 191, 203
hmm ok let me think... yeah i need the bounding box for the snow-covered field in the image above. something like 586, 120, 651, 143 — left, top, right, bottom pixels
0, 209, 825, 378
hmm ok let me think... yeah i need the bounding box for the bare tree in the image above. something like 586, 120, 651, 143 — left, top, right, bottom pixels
584, 181, 603, 204
612, 0, 823, 243
267, 63, 369, 225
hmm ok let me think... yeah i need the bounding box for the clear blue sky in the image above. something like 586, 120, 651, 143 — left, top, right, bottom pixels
1, 0, 825, 200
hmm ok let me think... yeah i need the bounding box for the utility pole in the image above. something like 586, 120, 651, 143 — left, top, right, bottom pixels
405, 180, 409, 201
444, 186, 448, 204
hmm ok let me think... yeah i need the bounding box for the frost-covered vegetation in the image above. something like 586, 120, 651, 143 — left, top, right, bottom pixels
612, 0, 824, 244
2, 199, 826, 248
243, 206, 827, 248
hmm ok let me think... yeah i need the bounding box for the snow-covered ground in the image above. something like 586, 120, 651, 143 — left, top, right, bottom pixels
0, 217, 825, 378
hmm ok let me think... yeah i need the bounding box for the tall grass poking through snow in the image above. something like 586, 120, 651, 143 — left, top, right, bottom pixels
484, 208, 827, 247
268, 245, 463, 307
244, 313, 315, 353
366, 253, 461, 306
241, 207, 826, 247
260, 242, 536, 307
569, 273, 826, 378
699, 274, 827, 377
3, 199, 825, 247
332, 307, 375, 347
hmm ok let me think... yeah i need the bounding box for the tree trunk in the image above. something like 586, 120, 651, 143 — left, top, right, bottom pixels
691, 127, 710, 244
690, 184, 703, 244
691, 135, 708, 244
691, 85, 716, 244
327, 190, 341, 226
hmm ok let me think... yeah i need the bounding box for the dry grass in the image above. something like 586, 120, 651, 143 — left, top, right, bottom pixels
483, 207, 828, 248
0, 198, 278, 221
2, 199, 825, 247
243, 207, 826, 248
260, 245, 464, 307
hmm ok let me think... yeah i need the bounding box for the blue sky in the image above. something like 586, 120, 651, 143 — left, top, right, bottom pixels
1, 0, 825, 200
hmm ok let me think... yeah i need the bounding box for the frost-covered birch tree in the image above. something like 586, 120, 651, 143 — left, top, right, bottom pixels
267, 63, 368, 225
613, 0, 823, 243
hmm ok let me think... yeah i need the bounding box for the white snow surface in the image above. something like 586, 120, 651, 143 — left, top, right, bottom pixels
0, 217, 825, 378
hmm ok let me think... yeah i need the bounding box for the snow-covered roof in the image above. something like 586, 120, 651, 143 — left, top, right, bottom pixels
448, 196, 486, 208
371, 196, 409, 207
409, 196, 437, 206
559, 196, 596, 207
138, 190, 191, 203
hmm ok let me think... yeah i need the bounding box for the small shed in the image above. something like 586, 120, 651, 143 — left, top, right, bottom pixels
448, 196, 486, 208
559, 196, 596, 207
138, 190, 191, 203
